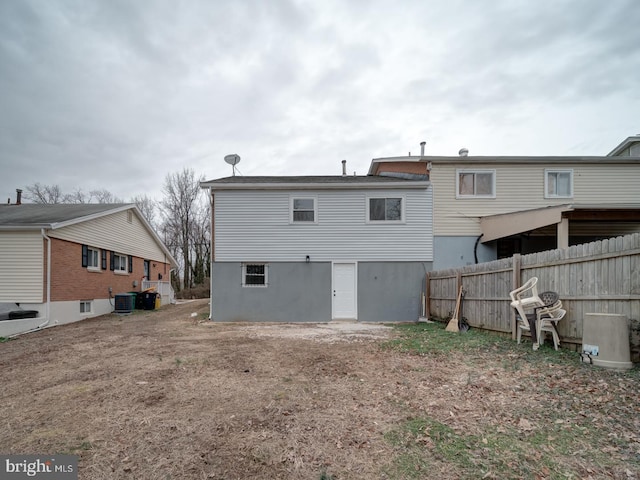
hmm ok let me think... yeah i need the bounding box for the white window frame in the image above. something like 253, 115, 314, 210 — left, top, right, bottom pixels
242, 263, 268, 287
80, 300, 92, 314
87, 247, 100, 271
366, 196, 405, 223
290, 196, 318, 224
113, 253, 128, 274
544, 169, 573, 198
456, 169, 496, 199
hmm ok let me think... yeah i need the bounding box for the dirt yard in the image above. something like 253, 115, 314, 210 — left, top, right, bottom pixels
1, 300, 638, 479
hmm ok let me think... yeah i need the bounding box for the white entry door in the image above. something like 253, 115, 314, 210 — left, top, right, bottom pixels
332, 262, 357, 319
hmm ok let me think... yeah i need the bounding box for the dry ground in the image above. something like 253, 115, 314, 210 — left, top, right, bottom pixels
1, 299, 638, 479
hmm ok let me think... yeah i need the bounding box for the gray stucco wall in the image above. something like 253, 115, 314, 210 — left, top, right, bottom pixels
357, 262, 432, 322
433, 236, 496, 270
211, 261, 432, 322
211, 262, 331, 322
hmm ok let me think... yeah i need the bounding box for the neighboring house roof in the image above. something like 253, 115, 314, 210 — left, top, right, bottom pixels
0, 203, 178, 268
201, 175, 430, 190
368, 155, 640, 174
0, 203, 129, 228
607, 135, 640, 156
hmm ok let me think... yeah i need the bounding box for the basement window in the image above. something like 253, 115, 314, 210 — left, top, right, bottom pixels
242, 263, 268, 287
80, 301, 92, 314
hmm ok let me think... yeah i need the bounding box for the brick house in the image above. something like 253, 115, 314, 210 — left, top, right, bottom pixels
0, 201, 178, 336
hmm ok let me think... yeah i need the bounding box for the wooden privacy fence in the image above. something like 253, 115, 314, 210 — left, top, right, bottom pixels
426, 233, 640, 361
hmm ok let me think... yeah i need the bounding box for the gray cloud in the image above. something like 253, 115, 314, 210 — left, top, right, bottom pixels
1, 0, 638, 202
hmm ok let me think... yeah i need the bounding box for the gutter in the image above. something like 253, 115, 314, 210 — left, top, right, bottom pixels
199, 181, 430, 191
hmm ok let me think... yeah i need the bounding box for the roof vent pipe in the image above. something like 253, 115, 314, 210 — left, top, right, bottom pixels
420, 141, 426, 157
341, 160, 347, 176
458, 148, 469, 157
16, 189, 22, 205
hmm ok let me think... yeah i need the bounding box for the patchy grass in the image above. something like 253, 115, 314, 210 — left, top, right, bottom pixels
382, 321, 502, 355
381, 321, 640, 479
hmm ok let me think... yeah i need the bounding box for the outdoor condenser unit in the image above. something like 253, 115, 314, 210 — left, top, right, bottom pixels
114, 294, 134, 314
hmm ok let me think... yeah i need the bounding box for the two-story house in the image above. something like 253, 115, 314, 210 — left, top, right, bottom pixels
200, 174, 432, 322
370, 135, 640, 270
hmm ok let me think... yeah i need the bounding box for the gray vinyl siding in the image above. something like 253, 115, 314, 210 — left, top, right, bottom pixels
433, 163, 640, 236
49, 210, 168, 262
0, 231, 44, 303
215, 188, 433, 262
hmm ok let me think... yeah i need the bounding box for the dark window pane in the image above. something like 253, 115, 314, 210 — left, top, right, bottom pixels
245, 275, 265, 285
386, 198, 402, 220
370, 198, 385, 220
246, 265, 264, 275
293, 211, 314, 222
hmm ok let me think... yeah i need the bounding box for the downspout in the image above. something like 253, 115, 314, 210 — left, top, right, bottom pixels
474, 234, 483, 264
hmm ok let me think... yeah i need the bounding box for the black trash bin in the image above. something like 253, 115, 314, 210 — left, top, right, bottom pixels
130, 292, 145, 310
142, 292, 157, 310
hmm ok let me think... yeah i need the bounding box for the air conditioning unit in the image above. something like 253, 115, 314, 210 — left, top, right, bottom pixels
114, 294, 134, 314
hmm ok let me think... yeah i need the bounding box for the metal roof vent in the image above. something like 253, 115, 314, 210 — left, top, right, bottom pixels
458, 148, 469, 157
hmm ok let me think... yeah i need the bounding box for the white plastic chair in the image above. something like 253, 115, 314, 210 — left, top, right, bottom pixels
510, 278, 544, 345
536, 301, 566, 350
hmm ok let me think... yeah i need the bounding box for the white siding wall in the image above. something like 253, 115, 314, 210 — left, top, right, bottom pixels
50, 210, 168, 262
215, 188, 433, 261
0, 230, 44, 303
433, 163, 640, 236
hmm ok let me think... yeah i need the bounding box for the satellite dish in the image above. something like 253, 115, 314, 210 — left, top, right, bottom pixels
224, 154, 241, 166
224, 154, 241, 176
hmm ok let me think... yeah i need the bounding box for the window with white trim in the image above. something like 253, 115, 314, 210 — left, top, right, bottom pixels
242, 263, 268, 287
80, 301, 92, 314
113, 253, 128, 273
456, 169, 496, 198
291, 197, 317, 223
545, 169, 573, 198
87, 247, 99, 269
368, 197, 403, 222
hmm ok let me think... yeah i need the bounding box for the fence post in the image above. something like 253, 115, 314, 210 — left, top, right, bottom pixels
511, 254, 521, 340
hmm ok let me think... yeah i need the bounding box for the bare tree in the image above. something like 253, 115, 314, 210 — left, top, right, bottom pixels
160, 168, 204, 290
63, 188, 123, 204
130, 194, 157, 227
23, 183, 124, 205
90, 189, 123, 204
190, 197, 211, 285
24, 183, 64, 204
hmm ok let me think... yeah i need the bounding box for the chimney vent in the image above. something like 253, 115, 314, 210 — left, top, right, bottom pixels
16, 189, 22, 205
341, 160, 347, 176
458, 148, 469, 157
420, 141, 426, 157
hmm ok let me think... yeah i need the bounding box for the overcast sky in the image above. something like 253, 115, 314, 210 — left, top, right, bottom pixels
1, 0, 639, 203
